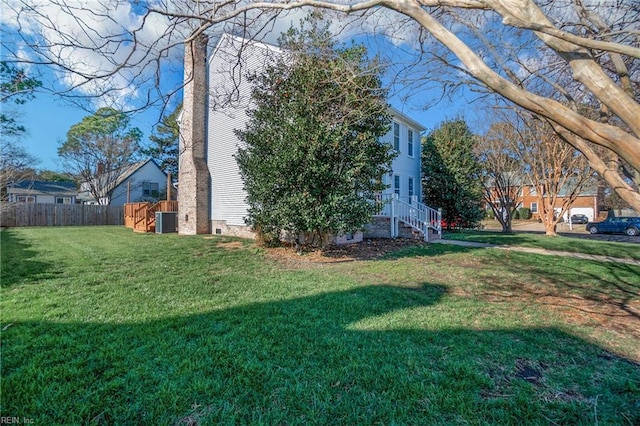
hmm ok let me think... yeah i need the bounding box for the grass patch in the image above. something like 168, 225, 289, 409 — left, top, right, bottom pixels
2, 226, 639, 424
444, 230, 640, 260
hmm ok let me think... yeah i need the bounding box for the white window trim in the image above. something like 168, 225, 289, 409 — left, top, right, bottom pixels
394, 174, 401, 196
56, 197, 72, 204
531, 202, 538, 213
142, 181, 160, 197
407, 129, 414, 158
393, 122, 400, 152
408, 176, 414, 198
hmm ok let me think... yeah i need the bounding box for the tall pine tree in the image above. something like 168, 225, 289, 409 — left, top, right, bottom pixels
143, 103, 181, 178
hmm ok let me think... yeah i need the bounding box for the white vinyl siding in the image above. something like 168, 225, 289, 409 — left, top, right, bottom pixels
85, 160, 168, 206
208, 35, 282, 226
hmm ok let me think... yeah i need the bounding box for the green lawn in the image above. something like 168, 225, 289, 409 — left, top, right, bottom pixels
2, 226, 639, 424
444, 229, 640, 260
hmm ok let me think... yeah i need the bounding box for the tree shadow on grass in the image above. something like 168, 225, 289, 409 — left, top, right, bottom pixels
381, 240, 487, 260
1, 229, 57, 288
450, 250, 640, 339
2, 284, 638, 425
391, 244, 640, 360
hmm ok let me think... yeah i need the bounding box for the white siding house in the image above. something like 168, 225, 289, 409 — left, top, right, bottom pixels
207, 34, 283, 236
381, 109, 425, 204
79, 159, 168, 206
202, 34, 434, 240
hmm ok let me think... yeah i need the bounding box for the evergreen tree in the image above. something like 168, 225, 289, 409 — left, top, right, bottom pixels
143, 103, 181, 178
0, 61, 42, 137
236, 15, 394, 247
0, 62, 41, 205
422, 119, 483, 229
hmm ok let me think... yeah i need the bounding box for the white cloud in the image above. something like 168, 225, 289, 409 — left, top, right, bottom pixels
2, 0, 183, 109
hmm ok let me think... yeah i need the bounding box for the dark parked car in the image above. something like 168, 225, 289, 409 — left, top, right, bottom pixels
568, 214, 589, 224
586, 216, 640, 236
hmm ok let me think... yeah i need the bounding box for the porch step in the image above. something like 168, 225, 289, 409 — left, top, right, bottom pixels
401, 222, 441, 241
365, 217, 441, 242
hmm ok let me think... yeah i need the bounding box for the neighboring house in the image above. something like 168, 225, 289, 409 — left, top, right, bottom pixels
485, 179, 602, 222
79, 159, 168, 206
519, 182, 602, 222
6, 181, 78, 204
200, 33, 431, 241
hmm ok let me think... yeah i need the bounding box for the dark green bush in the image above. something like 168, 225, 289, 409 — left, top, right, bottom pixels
519, 207, 532, 220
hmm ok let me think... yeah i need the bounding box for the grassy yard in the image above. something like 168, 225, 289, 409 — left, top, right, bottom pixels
2, 226, 639, 424
444, 229, 640, 261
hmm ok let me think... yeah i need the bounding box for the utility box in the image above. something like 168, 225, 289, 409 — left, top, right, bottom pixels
155, 211, 177, 233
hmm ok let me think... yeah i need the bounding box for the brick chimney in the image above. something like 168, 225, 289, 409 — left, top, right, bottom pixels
178, 33, 211, 235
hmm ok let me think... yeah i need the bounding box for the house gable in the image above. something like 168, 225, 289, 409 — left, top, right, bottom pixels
110, 159, 168, 206
79, 159, 168, 205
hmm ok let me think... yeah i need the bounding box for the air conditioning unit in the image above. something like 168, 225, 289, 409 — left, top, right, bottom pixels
155, 211, 177, 233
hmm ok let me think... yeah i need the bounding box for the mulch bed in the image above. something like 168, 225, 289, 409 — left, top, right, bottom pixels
266, 238, 427, 264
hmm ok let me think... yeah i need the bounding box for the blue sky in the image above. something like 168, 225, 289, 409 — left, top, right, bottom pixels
17, 61, 473, 173
18, 73, 471, 173
7, 6, 476, 173
19, 91, 169, 172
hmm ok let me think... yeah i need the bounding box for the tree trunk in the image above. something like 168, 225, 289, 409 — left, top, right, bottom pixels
551, 123, 640, 213
544, 220, 557, 236
397, 3, 640, 174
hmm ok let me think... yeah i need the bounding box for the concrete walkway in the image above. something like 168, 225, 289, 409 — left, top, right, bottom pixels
433, 239, 640, 267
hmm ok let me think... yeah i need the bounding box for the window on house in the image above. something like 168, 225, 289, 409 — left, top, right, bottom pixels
531, 202, 538, 213
56, 197, 72, 204
142, 182, 159, 197
407, 129, 414, 157
393, 122, 400, 152
394, 175, 401, 195
408, 177, 414, 198
17, 196, 35, 203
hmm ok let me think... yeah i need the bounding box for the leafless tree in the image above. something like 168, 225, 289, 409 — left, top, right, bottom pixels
2, 0, 638, 209
506, 111, 594, 236
476, 123, 525, 233
59, 107, 143, 205
0, 140, 38, 208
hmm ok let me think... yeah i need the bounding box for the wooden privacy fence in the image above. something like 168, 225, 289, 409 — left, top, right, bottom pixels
1, 203, 124, 227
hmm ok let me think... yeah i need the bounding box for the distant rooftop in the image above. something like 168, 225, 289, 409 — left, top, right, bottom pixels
8, 180, 77, 195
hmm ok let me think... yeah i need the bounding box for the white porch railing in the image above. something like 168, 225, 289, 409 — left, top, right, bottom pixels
373, 193, 442, 241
